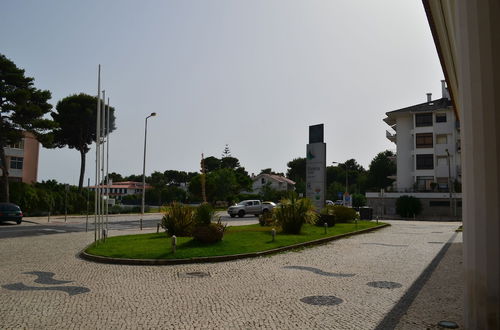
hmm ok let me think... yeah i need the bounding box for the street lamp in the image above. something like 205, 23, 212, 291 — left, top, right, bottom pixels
140, 112, 156, 230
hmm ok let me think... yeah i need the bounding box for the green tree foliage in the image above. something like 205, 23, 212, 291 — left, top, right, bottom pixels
108, 172, 123, 183
396, 195, 422, 217
51, 93, 116, 190
352, 193, 367, 207
0, 54, 55, 202
203, 156, 221, 173
367, 150, 396, 191
9, 180, 92, 216
220, 156, 240, 169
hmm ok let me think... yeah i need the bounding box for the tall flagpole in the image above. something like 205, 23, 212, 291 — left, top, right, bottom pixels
101, 90, 106, 240
105, 96, 110, 232
95, 65, 101, 243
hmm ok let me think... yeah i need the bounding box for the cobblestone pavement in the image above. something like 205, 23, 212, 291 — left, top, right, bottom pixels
0, 220, 462, 329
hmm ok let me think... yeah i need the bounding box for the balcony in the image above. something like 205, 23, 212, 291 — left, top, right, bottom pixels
386, 130, 396, 143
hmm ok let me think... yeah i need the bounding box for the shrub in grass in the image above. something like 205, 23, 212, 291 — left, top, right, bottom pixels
396, 195, 422, 218
194, 203, 214, 226
192, 218, 227, 243
192, 203, 226, 243
317, 205, 357, 224
259, 211, 275, 226
273, 195, 317, 234
160, 202, 194, 236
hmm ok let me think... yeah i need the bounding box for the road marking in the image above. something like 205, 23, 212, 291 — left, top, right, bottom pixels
41, 229, 66, 233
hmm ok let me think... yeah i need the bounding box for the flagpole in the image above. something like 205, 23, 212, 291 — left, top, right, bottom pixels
95, 65, 101, 243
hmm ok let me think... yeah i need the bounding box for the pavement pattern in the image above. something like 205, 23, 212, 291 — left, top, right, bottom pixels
0, 220, 462, 329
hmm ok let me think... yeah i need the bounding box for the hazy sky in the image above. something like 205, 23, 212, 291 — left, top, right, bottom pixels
1, 1, 444, 185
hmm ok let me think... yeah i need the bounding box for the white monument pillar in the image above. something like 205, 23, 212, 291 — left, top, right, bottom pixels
306, 124, 326, 211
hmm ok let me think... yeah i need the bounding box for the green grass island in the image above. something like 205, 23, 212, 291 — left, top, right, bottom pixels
85, 221, 386, 260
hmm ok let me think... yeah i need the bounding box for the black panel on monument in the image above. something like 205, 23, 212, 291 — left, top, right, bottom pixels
309, 124, 324, 143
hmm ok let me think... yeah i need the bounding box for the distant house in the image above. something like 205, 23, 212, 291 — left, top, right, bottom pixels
0, 132, 40, 184
252, 174, 295, 194
89, 181, 152, 200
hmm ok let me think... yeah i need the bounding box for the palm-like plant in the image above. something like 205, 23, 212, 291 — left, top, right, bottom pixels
273, 194, 317, 234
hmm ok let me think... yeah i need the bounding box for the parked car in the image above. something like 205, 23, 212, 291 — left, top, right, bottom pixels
326, 200, 334, 206
227, 200, 275, 218
0, 203, 23, 224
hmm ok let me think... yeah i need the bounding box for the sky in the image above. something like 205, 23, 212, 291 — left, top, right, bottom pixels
0, 0, 444, 185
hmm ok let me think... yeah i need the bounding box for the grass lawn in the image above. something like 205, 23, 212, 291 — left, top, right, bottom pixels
85, 221, 384, 260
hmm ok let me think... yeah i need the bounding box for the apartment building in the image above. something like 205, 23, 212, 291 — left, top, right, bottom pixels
366, 81, 462, 218
0, 132, 40, 183
384, 80, 461, 192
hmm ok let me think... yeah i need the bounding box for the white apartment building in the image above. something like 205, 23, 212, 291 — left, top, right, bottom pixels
384, 80, 461, 192
366, 81, 462, 218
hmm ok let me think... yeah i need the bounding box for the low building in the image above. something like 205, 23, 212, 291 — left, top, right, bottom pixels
251, 174, 295, 194
0, 132, 40, 183
89, 181, 152, 200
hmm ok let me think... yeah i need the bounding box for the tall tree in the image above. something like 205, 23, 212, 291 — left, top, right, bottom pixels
203, 156, 221, 173
0, 54, 54, 202
51, 93, 116, 190
367, 150, 396, 190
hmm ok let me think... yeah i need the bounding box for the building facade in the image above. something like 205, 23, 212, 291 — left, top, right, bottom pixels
0, 132, 40, 183
251, 174, 295, 195
89, 181, 152, 200
384, 81, 461, 192
366, 81, 462, 218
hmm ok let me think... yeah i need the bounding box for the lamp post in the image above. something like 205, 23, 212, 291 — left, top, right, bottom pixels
140, 112, 156, 230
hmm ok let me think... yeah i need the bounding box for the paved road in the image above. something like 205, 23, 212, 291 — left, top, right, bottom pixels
0, 212, 259, 239
0, 220, 461, 329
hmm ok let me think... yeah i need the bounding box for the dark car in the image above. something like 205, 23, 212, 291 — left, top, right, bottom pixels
0, 203, 23, 224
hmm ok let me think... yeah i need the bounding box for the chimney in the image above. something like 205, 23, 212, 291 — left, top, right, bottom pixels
426, 93, 432, 102
441, 80, 450, 99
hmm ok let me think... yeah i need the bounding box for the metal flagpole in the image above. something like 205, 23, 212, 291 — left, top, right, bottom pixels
94, 65, 101, 243
105, 96, 110, 232
101, 90, 106, 240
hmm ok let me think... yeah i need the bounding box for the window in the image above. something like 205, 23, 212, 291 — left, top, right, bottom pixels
436, 134, 448, 144
416, 176, 434, 191
261, 178, 265, 184
415, 113, 433, 127
416, 133, 433, 148
429, 201, 450, 207
8, 140, 24, 149
436, 177, 449, 191
10, 157, 23, 170
416, 154, 434, 169
436, 113, 447, 123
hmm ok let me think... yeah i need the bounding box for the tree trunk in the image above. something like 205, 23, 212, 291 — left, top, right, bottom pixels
78, 149, 86, 191
0, 146, 10, 203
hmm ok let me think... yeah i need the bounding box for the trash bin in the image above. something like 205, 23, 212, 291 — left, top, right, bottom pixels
359, 207, 373, 220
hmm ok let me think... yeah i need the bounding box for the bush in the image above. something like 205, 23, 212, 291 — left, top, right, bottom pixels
194, 203, 214, 226
273, 195, 317, 234
396, 195, 422, 217
192, 219, 227, 243
258, 211, 275, 226
160, 202, 194, 236
318, 205, 357, 224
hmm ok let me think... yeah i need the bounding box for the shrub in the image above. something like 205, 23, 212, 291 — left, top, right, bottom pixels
396, 195, 422, 217
273, 195, 317, 234
194, 203, 214, 226
160, 202, 194, 236
259, 211, 275, 226
317, 205, 357, 224
192, 218, 227, 243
